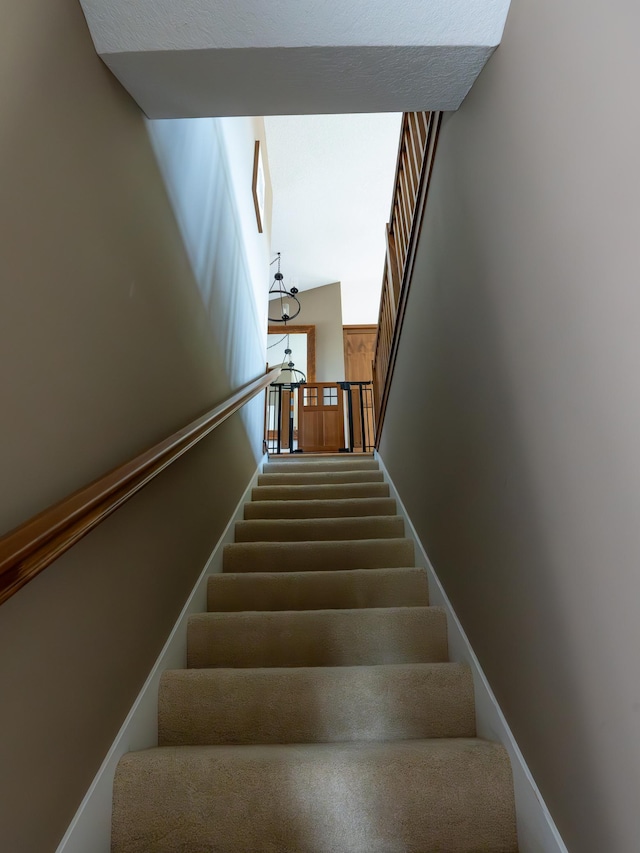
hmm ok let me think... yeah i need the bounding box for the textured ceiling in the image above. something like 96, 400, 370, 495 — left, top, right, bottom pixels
81, 0, 510, 52
80, 0, 511, 116
265, 113, 402, 324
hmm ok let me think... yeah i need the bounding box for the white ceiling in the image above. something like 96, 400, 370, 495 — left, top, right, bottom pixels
80, 0, 510, 116
264, 113, 403, 325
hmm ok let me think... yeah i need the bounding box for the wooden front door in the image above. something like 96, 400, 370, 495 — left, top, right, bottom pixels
297, 383, 345, 452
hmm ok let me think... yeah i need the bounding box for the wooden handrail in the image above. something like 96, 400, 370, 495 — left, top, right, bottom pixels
0, 366, 282, 607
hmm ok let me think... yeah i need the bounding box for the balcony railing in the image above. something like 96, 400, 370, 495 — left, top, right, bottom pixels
372, 111, 442, 442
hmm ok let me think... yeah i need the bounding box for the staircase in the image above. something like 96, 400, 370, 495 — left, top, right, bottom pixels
112, 456, 518, 852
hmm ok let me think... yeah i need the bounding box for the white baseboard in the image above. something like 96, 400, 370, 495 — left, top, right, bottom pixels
375, 451, 568, 853
55, 456, 266, 853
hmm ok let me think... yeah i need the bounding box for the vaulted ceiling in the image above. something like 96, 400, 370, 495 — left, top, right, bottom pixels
265, 113, 402, 324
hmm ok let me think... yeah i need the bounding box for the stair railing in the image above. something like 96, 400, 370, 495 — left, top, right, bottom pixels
0, 366, 282, 607
372, 111, 442, 444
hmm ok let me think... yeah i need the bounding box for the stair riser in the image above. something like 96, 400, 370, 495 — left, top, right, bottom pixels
112, 741, 518, 853
207, 568, 429, 612
234, 515, 404, 542
158, 663, 476, 746
264, 460, 379, 474
223, 538, 414, 573
187, 607, 448, 668
243, 497, 397, 519
252, 483, 390, 501
258, 471, 384, 486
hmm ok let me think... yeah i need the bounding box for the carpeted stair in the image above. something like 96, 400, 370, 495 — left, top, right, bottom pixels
112, 455, 518, 852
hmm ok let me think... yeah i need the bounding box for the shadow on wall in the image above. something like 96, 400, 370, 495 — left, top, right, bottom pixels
0, 4, 270, 849
378, 113, 611, 850
0, 421, 258, 853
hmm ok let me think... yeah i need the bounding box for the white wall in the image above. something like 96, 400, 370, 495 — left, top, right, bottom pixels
146, 115, 273, 456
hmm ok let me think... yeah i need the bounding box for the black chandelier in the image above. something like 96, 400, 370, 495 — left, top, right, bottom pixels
267, 332, 307, 383
268, 252, 300, 323
280, 346, 307, 383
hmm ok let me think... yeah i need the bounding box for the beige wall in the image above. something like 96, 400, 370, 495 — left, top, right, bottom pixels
379, 1, 640, 850
287, 281, 345, 381
0, 1, 268, 850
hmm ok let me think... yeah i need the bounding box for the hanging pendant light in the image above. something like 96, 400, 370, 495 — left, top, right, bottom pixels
279, 346, 307, 383
267, 332, 307, 383
268, 253, 300, 323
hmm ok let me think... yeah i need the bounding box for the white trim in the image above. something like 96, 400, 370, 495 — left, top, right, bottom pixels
55, 456, 266, 853
375, 450, 568, 853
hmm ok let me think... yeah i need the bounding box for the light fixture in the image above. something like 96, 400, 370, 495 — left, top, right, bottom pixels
279, 346, 307, 383
268, 253, 300, 323
267, 334, 307, 383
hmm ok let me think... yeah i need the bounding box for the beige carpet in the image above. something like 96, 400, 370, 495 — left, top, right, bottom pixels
112, 456, 518, 852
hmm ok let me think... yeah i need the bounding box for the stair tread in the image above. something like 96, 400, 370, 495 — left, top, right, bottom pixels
112, 739, 518, 853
